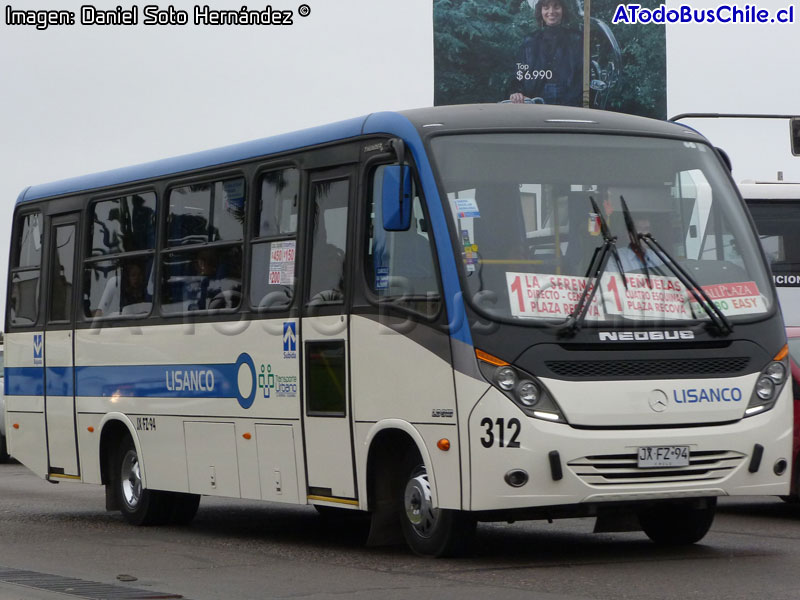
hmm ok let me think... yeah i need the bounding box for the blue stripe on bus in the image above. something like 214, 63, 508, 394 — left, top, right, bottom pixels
363, 112, 473, 347
4, 367, 45, 396
5, 364, 238, 399
46, 367, 74, 397
77, 364, 239, 399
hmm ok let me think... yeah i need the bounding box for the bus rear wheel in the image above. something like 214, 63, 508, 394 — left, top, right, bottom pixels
638, 498, 716, 545
400, 462, 475, 557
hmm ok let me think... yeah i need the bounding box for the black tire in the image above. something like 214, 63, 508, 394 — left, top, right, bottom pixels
0, 435, 9, 464
399, 459, 475, 557
639, 498, 716, 545
114, 436, 171, 526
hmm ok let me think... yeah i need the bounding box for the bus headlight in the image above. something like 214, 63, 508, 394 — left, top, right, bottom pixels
495, 367, 517, 391
477, 351, 567, 423
755, 377, 774, 400
516, 381, 540, 407
765, 362, 786, 385
745, 357, 789, 417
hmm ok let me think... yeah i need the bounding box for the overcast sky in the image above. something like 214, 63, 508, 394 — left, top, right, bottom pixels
1, 0, 798, 321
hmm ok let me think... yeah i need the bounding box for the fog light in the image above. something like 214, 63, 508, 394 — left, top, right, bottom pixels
504, 469, 529, 488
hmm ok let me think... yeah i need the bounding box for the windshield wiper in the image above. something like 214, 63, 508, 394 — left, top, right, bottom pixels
560, 197, 625, 336
619, 196, 653, 287
638, 233, 734, 335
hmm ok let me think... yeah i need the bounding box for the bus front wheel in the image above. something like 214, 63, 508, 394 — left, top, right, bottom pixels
638, 498, 716, 545
114, 436, 165, 525
400, 462, 475, 557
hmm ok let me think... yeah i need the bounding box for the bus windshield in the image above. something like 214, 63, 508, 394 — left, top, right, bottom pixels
431, 133, 774, 325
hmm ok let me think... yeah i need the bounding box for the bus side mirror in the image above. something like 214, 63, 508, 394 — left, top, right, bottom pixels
716, 147, 732, 172
382, 165, 412, 232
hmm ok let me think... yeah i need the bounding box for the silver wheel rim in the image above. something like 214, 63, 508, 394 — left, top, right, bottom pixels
404, 466, 438, 538
121, 450, 142, 509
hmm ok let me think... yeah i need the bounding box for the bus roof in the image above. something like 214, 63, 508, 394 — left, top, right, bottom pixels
16, 104, 703, 204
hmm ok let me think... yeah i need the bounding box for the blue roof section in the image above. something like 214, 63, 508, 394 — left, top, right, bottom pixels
18, 115, 370, 203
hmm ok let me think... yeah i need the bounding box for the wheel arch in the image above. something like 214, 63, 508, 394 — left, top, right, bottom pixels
98, 414, 144, 487
364, 419, 437, 512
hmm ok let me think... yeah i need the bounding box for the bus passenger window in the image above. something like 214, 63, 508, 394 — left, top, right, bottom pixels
365, 165, 440, 316
307, 178, 349, 305
161, 178, 245, 315
49, 224, 76, 323
250, 168, 299, 311
9, 211, 42, 327
83, 193, 157, 319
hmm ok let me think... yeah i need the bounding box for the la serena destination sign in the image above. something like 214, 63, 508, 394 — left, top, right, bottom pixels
506, 271, 766, 321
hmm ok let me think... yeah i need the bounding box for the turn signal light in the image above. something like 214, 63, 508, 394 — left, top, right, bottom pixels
475, 349, 509, 366
243, 433, 252, 440
87, 427, 95, 433
437, 438, 451, 451
13, 424, 19, 429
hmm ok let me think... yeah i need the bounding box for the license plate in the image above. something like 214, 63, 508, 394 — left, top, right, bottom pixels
637, 445, 690, 468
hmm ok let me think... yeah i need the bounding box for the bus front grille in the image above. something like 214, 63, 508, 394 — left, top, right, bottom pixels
567, 450, 746, 486
545, 357, 750, 379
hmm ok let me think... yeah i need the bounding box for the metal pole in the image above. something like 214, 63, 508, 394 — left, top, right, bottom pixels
583, 0, 591, 108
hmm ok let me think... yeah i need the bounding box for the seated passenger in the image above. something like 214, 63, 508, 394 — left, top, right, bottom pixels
191, 248, 241, 310
96, 261, 151, 317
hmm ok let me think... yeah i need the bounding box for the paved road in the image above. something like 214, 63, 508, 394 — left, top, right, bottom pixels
2, 461, 800, 600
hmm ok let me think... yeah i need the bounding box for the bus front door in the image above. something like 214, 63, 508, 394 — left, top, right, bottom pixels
44, 214, 80, 479
301, 168, 358, 505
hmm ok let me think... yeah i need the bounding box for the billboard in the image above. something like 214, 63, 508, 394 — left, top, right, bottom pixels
434, 0, 666, 118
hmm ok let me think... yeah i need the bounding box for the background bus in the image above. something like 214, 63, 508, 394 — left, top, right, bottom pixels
739, 182, 800, 327
4, 105, 792, 556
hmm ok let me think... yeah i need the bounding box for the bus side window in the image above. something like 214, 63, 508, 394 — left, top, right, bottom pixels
250, 168, 299, 312
8, 211, 43, 327
161, 178, 245, 314
84, 193, 157, 319
365, 165, 440, 316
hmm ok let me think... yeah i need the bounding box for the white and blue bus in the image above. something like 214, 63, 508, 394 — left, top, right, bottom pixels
3, 105, 792, 556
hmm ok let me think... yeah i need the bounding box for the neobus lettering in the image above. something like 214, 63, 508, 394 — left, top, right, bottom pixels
165, 369, 215, 392
598, 330, 695, 341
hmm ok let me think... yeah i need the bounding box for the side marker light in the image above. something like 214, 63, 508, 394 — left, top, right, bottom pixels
437, 439, 451, 451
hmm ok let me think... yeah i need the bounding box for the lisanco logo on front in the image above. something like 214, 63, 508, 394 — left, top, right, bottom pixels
598, 330, 695, 342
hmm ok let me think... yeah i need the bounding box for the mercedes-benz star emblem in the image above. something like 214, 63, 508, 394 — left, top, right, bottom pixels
648, 390, 668, 412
